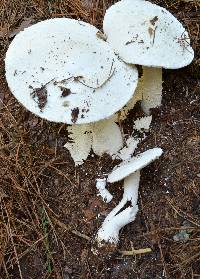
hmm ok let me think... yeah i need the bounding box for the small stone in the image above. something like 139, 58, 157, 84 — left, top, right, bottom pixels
173, 230, 190, 242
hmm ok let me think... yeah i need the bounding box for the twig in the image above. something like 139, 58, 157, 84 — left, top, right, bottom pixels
158, 241, 168, 278
78, 59, 116, 90
52, 217, 91, 241
71, 230, 91, 241
48, 165, 77, 188
119, 247, 152, 256
18, 235, 46, 260
167, 198, 200, 227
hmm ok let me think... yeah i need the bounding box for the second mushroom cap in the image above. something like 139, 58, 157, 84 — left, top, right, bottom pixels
103, 0, 194, 69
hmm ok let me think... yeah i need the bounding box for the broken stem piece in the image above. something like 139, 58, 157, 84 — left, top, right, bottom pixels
96, 178, 113, 203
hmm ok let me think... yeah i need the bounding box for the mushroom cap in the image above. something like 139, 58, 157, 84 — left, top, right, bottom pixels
103, 0, 194, 69
5, 18, 138, 124
107, 148, 163, 183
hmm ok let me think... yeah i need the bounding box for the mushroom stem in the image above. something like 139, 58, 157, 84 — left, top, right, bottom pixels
118, 78, 143, 121
97, 206, 139, 244
96, 178, 113, 203
92, 117, 123, 156
141, 67, 163, 115
97, 171, 140, 245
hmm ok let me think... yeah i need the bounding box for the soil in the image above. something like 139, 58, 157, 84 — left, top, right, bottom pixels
0, 0, 199, 279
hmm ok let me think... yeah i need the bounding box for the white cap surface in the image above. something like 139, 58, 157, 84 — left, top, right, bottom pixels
103, 0, 194, 69
5, 18, 138, 124
107, 148, 163, 183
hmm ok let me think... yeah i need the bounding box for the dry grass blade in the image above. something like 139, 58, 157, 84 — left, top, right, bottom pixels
2, 202, 23, 279
119, 248, 152, 256
52, 217, 91, 241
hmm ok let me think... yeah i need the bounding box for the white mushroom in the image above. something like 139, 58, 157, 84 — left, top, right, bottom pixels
5, 18, 138, 125
91, 86, 148, 159
96, 147, 163, 246
140, 67, 163, 115
86, 100, 152, 160
64, 117, 124, 165
103, 0, 194, 68
103, 0, 194, 114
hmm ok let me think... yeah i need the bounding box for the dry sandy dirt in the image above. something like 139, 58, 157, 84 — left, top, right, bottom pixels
0, 0, 200, 278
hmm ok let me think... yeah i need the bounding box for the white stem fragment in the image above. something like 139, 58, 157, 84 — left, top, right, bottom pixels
113, 115, 152, 161
112, 136, 140, 161
124, 172, 140, 207
64, 124, 92, 166
134, 115, 152, 132
97, 171, 140, 245
141, 67, 163, 115
96, 178, 113, 203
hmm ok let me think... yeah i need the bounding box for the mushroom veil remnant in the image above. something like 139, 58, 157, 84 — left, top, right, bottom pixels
64, 124, 92, 166
103, 0, 194, 114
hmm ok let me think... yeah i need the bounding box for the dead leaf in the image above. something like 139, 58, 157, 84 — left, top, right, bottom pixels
60, 87, 72, 97
148, 26, 157, 45
96, 31, 107, 41
9, 17, 35, 38
148, 27, 154, 37
28, 117, 39, 128
31, 86, 48, 111
45, 148, 55, 155
150, 16, 158, 26
82, 0, 93, 9
71, 107, 79, 123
